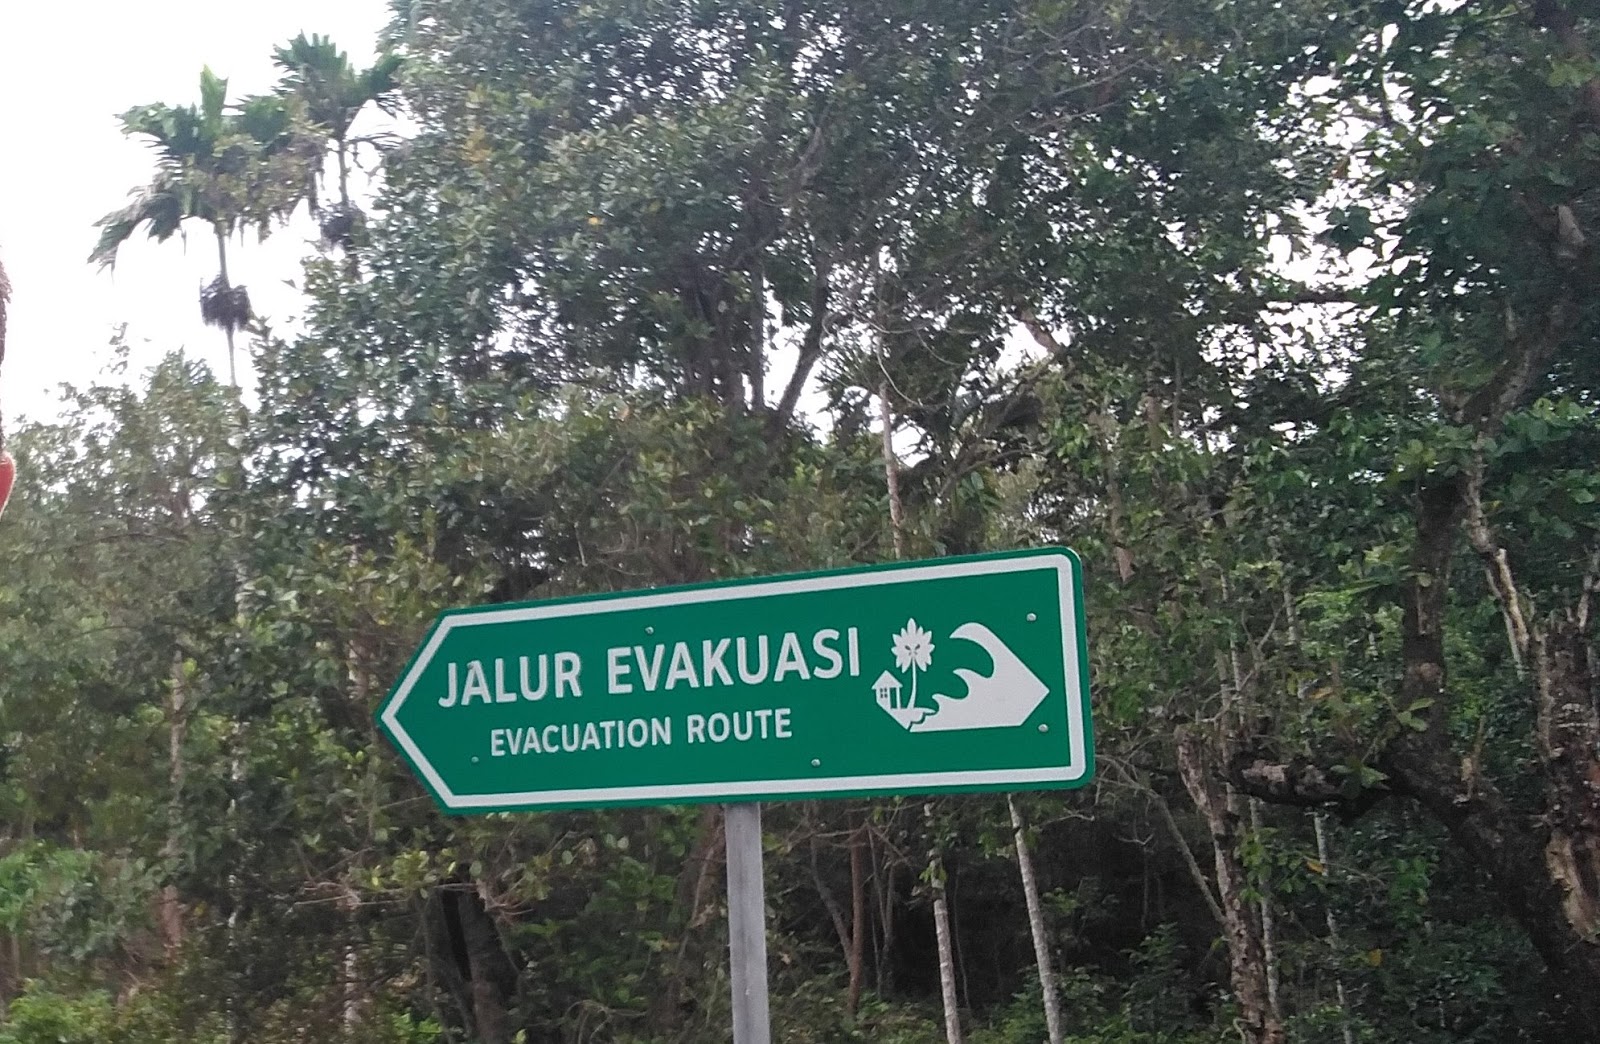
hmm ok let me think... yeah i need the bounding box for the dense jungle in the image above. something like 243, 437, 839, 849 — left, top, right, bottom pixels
0, 0, 1597, 1041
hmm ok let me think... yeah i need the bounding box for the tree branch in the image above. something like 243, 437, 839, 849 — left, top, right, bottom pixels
1228, 749, 1390, 819
768, 265, 831, 433
1464, 453, 1531, 674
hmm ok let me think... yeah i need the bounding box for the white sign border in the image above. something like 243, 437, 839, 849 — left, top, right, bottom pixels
380, 552, 1088, 810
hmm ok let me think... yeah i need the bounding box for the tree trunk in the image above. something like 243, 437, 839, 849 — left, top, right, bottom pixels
1225, 623, 1283, 1035
930, 854, 962, 1044
809, 811, 854, 979
1531, 614, 1600, 942
1378, 611, 1600, 1029
872, 831, 897, 996
880, 383, 907, 559
1314, 814, 1356, 1044
456, 888, 512, 1044
1379, 476, 1600, 1030
808, 810, 868, 1017
336, 140, 352, 213
748, 262, 766, 412
1381, 729, 1600, 1029
214, 229, 237, 389
1177, 726, 1284, 1044
1243, 590, 1600, 1037
1008, 796, 1063, 1044
1249, 797, 1281, 1027
343, 944, 363, 1033
159, 652, 187, 961
848, 817, 868, 1018
344, 627, 373, 1030
925, 803, 963, 1044
1278, 547, 1354, 1042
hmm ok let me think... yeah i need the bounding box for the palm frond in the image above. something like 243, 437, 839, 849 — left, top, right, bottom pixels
199, 67, 229, 134
236, 94, 295, 148
120, 103, 214, 164
272, 33, 403, 135
362, 53, 405, 115
273, 32, 346, 80
89, 184, 188, 268
98, 64, 317, 272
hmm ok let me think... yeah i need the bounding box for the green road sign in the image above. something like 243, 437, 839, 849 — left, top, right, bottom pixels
377, 548, 1091, 812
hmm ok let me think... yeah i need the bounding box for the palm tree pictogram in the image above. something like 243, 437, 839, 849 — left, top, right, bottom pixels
891, 619, 935, 710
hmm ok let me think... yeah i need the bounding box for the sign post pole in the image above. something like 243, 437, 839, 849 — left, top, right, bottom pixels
724, 802, 771, 1044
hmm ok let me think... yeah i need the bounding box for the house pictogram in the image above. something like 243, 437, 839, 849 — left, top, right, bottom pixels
873, 670, 903, 711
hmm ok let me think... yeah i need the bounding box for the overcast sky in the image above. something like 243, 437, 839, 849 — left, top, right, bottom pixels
0, 0, 393, 426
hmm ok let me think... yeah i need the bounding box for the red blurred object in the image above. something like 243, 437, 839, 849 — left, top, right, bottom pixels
0, 451, 14, 518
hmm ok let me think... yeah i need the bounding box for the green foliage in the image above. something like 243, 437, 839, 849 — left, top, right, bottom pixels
13, 0, 1600, 1039
90, 68, 316, 268
0, 986, 115, 1044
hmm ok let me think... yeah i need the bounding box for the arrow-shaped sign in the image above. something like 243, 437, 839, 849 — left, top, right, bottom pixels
378, 548, 1092, 813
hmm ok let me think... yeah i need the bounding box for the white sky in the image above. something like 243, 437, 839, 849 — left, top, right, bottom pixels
0, 0, 393, 426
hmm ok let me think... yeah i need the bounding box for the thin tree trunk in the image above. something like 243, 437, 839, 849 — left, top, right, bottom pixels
1089, 408, 1136, 583
160, 651, 187, 961
215, 229, 237, 388
926, 801, 963, 1044
1249, 798, 1282, 1027
1314, 814, 1356, 1044
749, 263, 766, 411
336, 140, 352, 212
1177, 728, 1284, 1044
871, 830, 896, 996
333, 140, 364, 280
0, 936, 11, 1007
343, 945, 362, 1034
879, 384, 907, 560
1223, 580, 1284, 1036
848, 817, 868, 1018
810, 812, 854, 969
1145, 784, 1225, 928
1008, 795, 1064, 1044
345, 626, 372, 1031
3, 792, 26, 992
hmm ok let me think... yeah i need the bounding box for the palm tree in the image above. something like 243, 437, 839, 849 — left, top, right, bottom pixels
272, 34, 402, 248
90, 68, 314, 387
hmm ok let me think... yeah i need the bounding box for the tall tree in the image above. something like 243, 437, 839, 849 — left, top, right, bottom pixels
1220, 0, 1600, 1027
0, 351, 241, 984
271, 33, 403, 247
90, 68, 314, 386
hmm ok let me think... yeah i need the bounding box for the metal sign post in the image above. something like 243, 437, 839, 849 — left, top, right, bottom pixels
724, 802, 771, 1044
